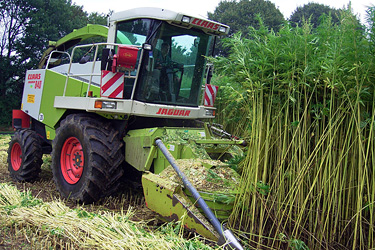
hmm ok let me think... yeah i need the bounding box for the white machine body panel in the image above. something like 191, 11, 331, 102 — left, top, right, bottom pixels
22, 69, 46, 121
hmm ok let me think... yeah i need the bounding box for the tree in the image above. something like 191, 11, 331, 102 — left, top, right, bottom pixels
0, 0, 33, 125
208, 0, 285, 55
16, 0, 89, 68
88, 12, 108, 26
208, 0, 285, 36
289, 3, 341, 28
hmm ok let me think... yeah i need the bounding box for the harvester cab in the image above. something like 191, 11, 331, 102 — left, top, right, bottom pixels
8, 8, 245, 249
35, 8, 228, 119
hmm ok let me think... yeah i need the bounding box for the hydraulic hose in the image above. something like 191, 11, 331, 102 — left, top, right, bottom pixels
155, 138, 244, 250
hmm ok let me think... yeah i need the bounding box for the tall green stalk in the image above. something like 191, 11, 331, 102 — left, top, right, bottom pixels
213, 7, 374, 250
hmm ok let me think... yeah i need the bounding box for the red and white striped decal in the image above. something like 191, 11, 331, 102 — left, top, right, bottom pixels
100, 70, 124, 99
204, 84, 218, 107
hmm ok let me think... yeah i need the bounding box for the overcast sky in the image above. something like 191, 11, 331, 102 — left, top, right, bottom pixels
73, 0, 374, 24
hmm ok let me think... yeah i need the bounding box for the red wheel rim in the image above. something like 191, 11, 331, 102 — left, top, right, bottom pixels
10, 142, 22, 171
60, 137, 84, 184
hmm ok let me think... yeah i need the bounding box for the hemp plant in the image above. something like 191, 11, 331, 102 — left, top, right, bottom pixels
212, 8, 374, 250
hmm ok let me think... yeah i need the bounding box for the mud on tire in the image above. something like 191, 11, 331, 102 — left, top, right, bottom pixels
51, 113, 124, 203
7, 129, 43, 182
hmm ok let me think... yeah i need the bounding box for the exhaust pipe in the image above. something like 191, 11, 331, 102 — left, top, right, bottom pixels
155, 139, 244, 250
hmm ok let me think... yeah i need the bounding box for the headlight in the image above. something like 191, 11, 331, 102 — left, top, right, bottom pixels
94, 101, 117, 109
219, 26, 227, 33
182, 16, 191, 23
205, 109, 215, 117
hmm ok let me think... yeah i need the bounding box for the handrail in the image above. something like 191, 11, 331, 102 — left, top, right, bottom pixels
46, 51, 71, 70
62, 43, 142, 97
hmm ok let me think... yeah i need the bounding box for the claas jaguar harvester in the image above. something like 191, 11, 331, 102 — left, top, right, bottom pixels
7, 8, 245, 249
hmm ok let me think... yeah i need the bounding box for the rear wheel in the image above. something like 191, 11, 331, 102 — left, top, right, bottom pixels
7, 129, 43, 181
51, 114, 124, 203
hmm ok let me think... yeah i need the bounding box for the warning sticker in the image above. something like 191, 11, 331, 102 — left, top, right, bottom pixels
27, 94, 35, 103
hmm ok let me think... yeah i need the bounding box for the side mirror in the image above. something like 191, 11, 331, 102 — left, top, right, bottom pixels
206, 64, 213, 85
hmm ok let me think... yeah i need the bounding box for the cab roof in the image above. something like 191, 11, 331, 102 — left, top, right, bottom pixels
109, 7, 229, 36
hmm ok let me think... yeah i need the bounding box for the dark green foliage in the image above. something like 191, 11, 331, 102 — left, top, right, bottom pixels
208, 0, 285, 56
17, 0, 88, 66
208, 0, 285, 35
289, 3, 341, 28
256, 181, 269, 195
367, 6, 375, 54
0, 0, 31, 125
88, 12, 109, 26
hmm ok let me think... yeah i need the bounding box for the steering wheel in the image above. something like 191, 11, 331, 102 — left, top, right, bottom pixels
165, 61, 183, 74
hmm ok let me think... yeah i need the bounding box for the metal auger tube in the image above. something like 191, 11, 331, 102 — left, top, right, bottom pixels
155, 139, 244, 250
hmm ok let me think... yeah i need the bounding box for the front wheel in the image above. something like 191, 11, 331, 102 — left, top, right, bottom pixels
7, 129, 43, 181
51, 114, 124, 203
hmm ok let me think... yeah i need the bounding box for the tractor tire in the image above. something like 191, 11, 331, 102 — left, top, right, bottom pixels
51, 113, 124, 203
7, 129, 43, 182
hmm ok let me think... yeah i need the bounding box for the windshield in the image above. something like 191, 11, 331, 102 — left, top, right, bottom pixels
133, 22, 212, 107
116, 19, 150, 45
